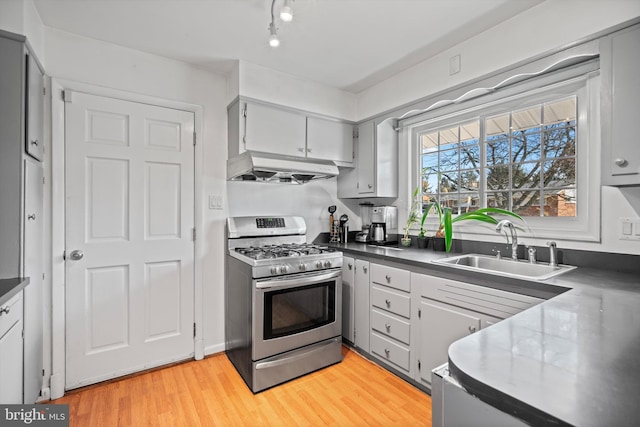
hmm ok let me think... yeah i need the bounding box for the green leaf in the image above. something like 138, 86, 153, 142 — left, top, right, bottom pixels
444, 208, 453, 252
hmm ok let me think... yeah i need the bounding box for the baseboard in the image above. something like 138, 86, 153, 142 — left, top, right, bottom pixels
204, 342, 225, 356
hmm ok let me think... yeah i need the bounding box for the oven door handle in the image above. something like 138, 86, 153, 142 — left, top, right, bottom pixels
255, 338, 340, 370
255, 270, 341, 290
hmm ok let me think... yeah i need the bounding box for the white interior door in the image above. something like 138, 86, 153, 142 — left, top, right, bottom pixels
64, 91, 195, 389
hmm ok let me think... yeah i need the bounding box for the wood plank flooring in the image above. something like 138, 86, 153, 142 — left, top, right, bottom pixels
52, 346, 432, 426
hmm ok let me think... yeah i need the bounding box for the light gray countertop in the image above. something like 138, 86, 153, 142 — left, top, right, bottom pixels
329, 241, 640, 427
0, 277, 29, 306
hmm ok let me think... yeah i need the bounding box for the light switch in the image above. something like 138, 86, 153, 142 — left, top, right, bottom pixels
209, 195, 223, 210
449, 54, 461, 75
620, 217, 640, 240
622, 220, 632, 235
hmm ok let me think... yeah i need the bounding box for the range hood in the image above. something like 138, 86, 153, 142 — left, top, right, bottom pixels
227, 151, 339, 184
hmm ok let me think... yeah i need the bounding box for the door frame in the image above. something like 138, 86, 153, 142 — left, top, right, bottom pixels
49, 78, 205, 399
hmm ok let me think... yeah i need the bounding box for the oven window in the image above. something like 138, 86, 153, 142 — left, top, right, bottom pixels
264, 281, 335, 339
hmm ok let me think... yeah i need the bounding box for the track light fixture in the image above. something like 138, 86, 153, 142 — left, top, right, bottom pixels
268, 0, 294, 47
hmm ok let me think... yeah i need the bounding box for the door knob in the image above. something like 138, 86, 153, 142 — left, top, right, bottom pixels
69, 250, 84, 260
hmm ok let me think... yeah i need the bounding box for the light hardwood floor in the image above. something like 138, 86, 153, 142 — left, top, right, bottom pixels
53, 346, 432, 426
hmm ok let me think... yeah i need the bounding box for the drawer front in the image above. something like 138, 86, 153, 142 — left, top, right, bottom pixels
371, 308, 410, 345
370, 263, 410, 292
371, 285, 411, 318
371, 332, 410, 372
0, 292, 23, 338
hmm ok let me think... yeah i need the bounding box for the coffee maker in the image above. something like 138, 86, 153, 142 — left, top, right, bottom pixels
355, 203, 373, 243
370, 206, 398, 245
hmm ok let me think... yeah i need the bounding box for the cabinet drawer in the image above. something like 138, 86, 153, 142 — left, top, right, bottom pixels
371, 308, 410, 345
371, 285, 411, 318
371, 332, 410, 372
370, 263, 410, 292
0, 292, 23, 338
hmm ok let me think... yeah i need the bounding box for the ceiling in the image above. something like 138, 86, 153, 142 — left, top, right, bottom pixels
33, 0, 544, 94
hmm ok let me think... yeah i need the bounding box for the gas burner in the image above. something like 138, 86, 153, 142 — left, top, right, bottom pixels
234, 243, 334, 260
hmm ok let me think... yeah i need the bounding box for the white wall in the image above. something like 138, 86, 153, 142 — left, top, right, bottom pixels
360, 0, 640, 255
0, 0, 44, 61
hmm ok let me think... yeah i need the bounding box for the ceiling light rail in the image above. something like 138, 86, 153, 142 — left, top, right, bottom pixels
268, 0, 294, 47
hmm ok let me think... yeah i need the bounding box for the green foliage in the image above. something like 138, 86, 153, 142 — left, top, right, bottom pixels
404, 186, 421, 239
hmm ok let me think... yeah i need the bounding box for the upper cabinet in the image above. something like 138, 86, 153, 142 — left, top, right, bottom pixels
601, 24, 640, 186
26, 52, 45, 161
228, 97, 354, 165
337, 118, 398, 198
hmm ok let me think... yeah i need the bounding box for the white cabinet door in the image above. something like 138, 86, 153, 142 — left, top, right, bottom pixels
25, 52, 44, 161
357, 121, 375, 194
418, 300, 480, 386
22, 158, 43, 403
244, 101, 306, 157
0, 320, 24, 403
65, 92, 196, 389
354, 259, 370, 352
341, 256, 355, 343
306, 116, 353, 163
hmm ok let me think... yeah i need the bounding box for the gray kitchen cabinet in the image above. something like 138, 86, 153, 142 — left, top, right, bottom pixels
0, 292, 24, 404
337, 118, 398, 198
228, 97, 354, 164
0, 30, 45, 404
601, 23, 640, 186
341, 256, 355, 343
369, 263, 412, 375
353, 259, 370, 352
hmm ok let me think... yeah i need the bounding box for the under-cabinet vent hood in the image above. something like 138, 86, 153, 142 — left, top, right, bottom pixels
227, 151, 339, 184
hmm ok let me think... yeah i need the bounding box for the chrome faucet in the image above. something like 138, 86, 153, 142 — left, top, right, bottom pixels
547, 241, 558, 267
496, 220, 518, 261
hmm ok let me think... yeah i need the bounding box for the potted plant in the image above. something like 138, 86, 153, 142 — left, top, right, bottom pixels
416, 202, 437, 249
401, 187, 421, 246
435, 206, 524, 252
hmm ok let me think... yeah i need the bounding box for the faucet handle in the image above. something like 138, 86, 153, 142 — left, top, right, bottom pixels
527, 246, 537, 264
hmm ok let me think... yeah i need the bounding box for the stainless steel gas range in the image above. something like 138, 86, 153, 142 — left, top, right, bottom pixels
225, 216, 343, 393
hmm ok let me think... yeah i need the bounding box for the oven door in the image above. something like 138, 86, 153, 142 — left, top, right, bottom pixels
253, 269, 342, 361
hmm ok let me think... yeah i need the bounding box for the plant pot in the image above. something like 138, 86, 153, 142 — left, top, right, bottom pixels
432, 237, 446, 251
400, 237, 412, 247
416, 237, 428, 249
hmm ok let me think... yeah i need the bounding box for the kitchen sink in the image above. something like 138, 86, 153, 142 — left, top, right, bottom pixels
431, 253, 576, 281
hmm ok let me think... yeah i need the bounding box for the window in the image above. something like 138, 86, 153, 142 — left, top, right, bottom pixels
408, 71, 600, 242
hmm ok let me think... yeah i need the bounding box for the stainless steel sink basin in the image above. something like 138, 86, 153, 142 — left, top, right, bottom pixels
431, 253, 576, 281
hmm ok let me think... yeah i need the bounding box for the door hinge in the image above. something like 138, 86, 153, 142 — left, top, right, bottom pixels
62, 90, 73, 103
418, 308, 421, 319
62, 251, 66, 261
418, 360, 421, 371
42, 369, 45, 377
242, 106, 247, 118
42, 87, 46, 96
192, 228, 196, 241
193, 323, 197, 338
193, 132, 196, 146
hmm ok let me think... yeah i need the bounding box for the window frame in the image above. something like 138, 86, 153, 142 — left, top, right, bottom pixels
406, 72, 601, 242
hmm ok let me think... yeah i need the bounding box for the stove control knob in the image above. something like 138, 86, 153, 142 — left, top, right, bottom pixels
270, 266, 279, 275
316, 261, 323, 269
279, 265, 290, 274
299, 263, 307, 271
323, 260, 332, 268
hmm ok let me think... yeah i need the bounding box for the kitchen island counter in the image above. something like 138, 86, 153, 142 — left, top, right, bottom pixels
329, 240, 640, 426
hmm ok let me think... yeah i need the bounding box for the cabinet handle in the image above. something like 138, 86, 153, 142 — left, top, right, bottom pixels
385, 323, 391, 331
27, 214, 36, 220
30, 139, 39, 146
468, 326, 477, 333
348, 263, 353, 270
615, 158, 628, 167
368, 184, 372, 189
385, 275, 391, 282
384, 348, 390, 357
307, 148, 312, 153
0, 306, 9, 315
298, 147, 305, 153
363, 266, 368, 273
385, 299, 391, 307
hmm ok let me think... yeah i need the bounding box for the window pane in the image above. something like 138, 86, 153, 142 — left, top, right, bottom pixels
543, 189, 577, 217
422, 152, 438, 173
512, 105, 541, 132
421, 132, 438, 150
543, 158, 576, 187
544, 127, 575, 158
487, 192, 509, 209
460, 121, 480, 142
460, 170, 480, 192
486, 113, 509, 139
512, 190, 541, 217
439, 126, 459, 150
439, 171, 459, 193
513, 162, 540, 189
512, 132, 541, 163
543, 97, 576, 127
486, 140, 509, 164
460, 144, 480, 169
458, 193, 480, 212
486, 165, 510, 190
439, 149, 458, 171
422, 174, 438, 194
439, 194, 459, 211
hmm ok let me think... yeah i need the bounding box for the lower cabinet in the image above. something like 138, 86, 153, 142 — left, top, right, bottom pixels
354, 259, 370, 352
0, 292, 24, 404
341, 256, 355, 343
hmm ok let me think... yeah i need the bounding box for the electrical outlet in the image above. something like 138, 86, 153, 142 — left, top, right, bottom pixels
619, 217, 640, 240
209, 195, 223, 210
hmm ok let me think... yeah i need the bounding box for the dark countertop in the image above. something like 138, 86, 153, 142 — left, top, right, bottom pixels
329, 241, 640, 427
0, 277, 29, 306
